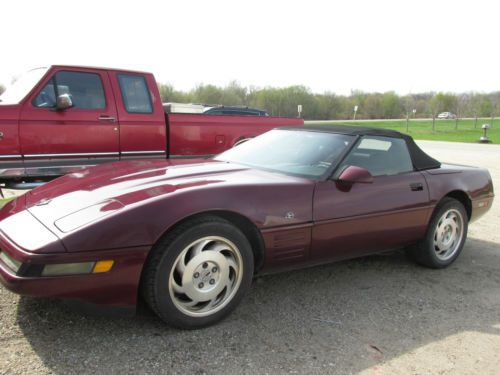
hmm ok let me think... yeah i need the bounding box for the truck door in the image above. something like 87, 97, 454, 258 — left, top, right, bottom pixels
19, 68, 119, 177
108, 72, 166, 160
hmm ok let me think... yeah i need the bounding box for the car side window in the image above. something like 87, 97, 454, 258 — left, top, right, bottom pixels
340, 136, 414, 176
32, 71, 106, 109
118, 74, 153, 113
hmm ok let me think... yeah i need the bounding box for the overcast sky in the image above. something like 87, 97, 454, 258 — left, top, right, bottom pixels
1, 0, 498, 95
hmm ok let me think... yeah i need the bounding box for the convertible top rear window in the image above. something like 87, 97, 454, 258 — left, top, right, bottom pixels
357, 138, 392, 151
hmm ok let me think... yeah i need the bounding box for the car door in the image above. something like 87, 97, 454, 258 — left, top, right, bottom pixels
311, 135, 432, 262
19, 67, 119, 177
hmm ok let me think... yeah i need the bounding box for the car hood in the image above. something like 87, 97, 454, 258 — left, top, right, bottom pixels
24, 158, 310, 237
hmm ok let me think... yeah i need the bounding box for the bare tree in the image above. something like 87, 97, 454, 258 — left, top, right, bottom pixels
490, 94, 499, 126
427, 94, 442, 131
454, 94, 468, 129
403, 95, 415, 132
466, 93, 481, 128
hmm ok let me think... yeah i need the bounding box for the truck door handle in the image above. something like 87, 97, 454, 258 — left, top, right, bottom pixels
98, 115, 116, 122
410, 182, 424, 191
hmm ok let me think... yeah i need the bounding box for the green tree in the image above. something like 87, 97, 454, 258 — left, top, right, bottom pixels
158, 83, 194, 103
250, 87, 282, 116
191, 84, 224, 105
434, 92, 457, 113
350, 90, 367, 119
382, 92, 402, 119
428, 94, 441, 116
221, 81, 247, 105
0, 84, 5, 95
479, 97, 492, 117
152, 81, 500, 121
158, 83, 175, 102
315, 93, 342, 120
364, 94, 384, 119
281, 85, 316, 118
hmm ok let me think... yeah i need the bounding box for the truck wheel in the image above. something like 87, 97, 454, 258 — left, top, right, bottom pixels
409, 197, 468, 269
142, 216, 254, 329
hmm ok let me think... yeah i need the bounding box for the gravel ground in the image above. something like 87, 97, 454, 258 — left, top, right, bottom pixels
1, 141, 499, 375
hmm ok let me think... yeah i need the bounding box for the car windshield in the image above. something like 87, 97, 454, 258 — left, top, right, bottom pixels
215, 129, 355, 178
0, 67, 48, 105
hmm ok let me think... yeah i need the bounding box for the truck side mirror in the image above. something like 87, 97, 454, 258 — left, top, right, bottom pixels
337, 165, 373, 184
56, 94, 73, 111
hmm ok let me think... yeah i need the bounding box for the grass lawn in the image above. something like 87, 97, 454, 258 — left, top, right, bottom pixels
305, 118, 499, 143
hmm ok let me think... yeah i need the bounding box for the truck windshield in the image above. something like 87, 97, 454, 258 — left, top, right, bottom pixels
0, 68, 48, 105
215, 129, 355, 178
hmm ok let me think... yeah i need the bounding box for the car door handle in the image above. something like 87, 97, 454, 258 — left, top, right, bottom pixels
98, 115, 116, 122
410, 182, 424, 191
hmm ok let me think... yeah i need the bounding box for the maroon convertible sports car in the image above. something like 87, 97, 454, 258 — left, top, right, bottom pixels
0, 125, 494, 328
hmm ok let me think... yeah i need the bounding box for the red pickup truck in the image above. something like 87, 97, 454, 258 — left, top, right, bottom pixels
0, 65, 303, 188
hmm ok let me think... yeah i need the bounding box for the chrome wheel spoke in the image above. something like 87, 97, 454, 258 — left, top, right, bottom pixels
223, 277, 235, 293
171, 279, 185, 294
175, 259, 186, 274
226, 256, 238, 271
198, 296, 223, 313
178, 299, 199, 308
210, 243, 231, 253
192, 239, 213, 256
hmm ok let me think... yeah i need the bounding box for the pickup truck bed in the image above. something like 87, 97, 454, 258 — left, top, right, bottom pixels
167, 112, 303, 157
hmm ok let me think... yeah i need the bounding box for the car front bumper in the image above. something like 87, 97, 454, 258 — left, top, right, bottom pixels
0, 232, 150, 311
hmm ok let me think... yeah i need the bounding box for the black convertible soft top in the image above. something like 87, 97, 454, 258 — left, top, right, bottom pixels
281, 124, 441, 171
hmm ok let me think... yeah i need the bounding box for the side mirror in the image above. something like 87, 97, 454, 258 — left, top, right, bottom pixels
56, 94, 73, 111
337, 165, 373, 184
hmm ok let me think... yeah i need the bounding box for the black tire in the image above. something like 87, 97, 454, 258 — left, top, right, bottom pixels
142, 216, 254, 329
409, 197, 468, 269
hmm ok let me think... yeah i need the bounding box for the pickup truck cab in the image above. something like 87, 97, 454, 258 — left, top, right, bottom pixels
0, 65, 303, 187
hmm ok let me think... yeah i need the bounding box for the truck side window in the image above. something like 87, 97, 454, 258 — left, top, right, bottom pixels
118, 74, 153, 113
32, 79, 57, 108
33, 71, 106, 109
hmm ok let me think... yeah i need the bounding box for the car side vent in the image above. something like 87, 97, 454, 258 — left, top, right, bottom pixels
271, 228, 310, 262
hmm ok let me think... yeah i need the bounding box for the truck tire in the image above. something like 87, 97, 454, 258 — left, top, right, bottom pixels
142, 216, 254, 329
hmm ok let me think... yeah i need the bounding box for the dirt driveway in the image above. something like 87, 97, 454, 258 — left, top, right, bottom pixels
0, 141, 499, 375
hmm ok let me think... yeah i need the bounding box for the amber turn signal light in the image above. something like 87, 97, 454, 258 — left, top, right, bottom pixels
92, 260, 114, 274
